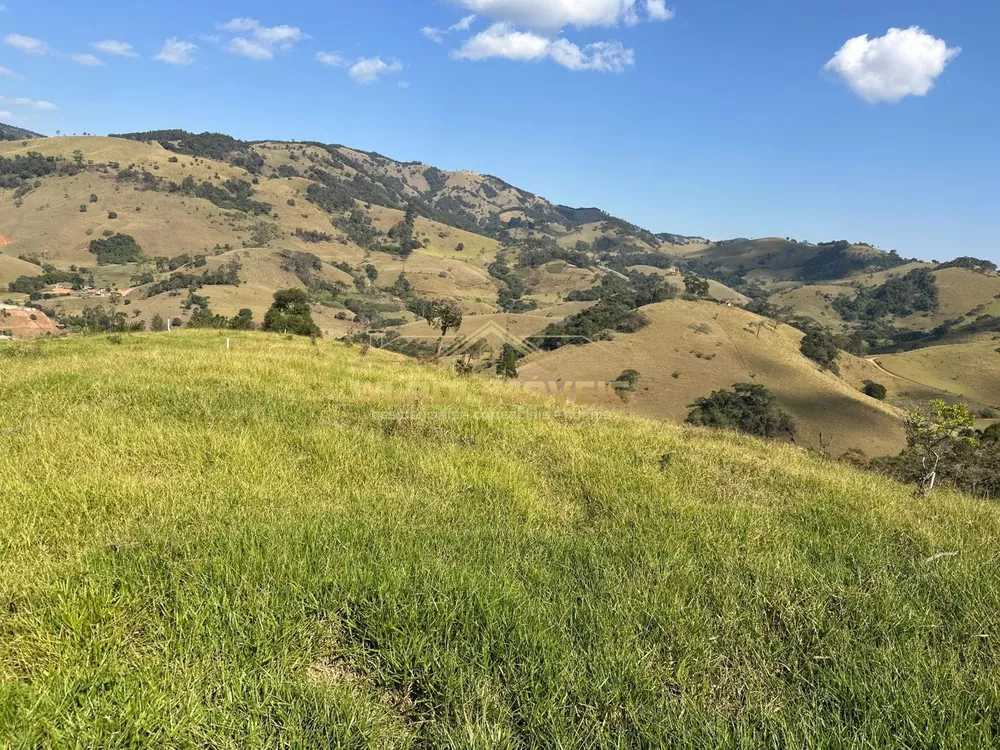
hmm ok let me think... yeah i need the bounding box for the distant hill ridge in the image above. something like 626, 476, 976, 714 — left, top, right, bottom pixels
0, 122, 45, 141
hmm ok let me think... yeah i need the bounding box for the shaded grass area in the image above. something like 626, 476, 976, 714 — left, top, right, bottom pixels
1, 331, 999, 747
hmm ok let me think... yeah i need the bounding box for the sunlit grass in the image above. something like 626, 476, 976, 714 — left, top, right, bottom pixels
1, 330, 999, 747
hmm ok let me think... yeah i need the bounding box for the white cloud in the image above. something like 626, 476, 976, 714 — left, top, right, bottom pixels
421, 27, 446, 44
450, 14, 478, 32
0, 111, 13, 119
549, 38, 634, 71
0, 95, 56, 111
398, 80, 411, 89
454, 22, 633, 72
4, 33, 48, 55
93, 40, 138, 57
0, 65, 20, 78
315, 51, 346, 67
423, 15, 478, 44
155, 38, 197, 66
71, 53, 104, 67
349, 57, 403, 84
453, 0, 641, 31
645, 0, 673, 22
228, 37, 273, 60
825, 26, 960, 104
217, 18, 305, 60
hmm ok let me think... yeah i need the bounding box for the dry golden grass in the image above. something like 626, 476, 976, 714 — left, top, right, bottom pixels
518, 299, 906, 456
874, 337, 1000, 409
0, 254, 42, 287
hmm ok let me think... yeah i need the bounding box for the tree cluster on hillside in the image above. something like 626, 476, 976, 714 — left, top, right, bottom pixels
9, 267, 89, 296
530, 272, 672, 351
832, 268, 939, 322
57, 306, 145, 334
89, 234, 144, 265
488, 253, 538, 313
686, 383, 796, 439
798, 241, 909, 282
872, 401, 1000, 499
144, 258, 242, 297
109, 130, 264, 174
934, 256, 997, 275
514, 237, 593, 269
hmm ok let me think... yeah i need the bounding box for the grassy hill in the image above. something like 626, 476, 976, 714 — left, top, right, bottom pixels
2, 131, 998, 459
517, 299, 907, 457
1, 331, 999, 746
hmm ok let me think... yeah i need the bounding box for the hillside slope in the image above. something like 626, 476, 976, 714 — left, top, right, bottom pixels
1, 331, 999, 746
518, 299, 906, 457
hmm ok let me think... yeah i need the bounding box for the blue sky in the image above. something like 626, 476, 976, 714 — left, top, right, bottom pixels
1, 1, 997, 261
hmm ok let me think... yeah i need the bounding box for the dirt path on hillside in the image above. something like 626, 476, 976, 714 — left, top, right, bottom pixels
865, 356, 960, 398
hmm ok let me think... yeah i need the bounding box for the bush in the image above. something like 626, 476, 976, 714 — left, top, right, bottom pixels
800, 329, 841, 373
88, 233, 144, 265
686, 383, 795, 439
863, 381, 887, 400
263, 289, 319, 337
107, 211, 117, 220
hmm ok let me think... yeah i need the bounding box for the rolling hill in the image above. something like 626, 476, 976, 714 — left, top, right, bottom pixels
1, 130, 997, 455
2, 330, 999, 746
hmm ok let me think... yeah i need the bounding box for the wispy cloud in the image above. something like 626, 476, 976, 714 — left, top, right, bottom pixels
93, 40, 138, 57
315, 51, 346, 67
0, 95, 57, 112
4, 33, 48, 55
422, 14, 479, 44
349, 57, 403, 84
71, 53, 104, 67
154, 38, 197, 66
0, 65, 22, 79
218, 18, 306, 60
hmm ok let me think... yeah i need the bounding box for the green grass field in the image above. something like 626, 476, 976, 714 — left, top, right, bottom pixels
2, 331, 1000, 747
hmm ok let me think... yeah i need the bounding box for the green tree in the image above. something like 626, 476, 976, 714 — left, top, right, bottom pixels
496, 343, 519, 379
905, 400, 977, 495
263, 289, 319, 337
427, 298, 464, 355
800, 329, 841, 373
684, 276, 710, 297
229, 308, 254, 330
149, 313, 166, 332
686, 383, 795, 439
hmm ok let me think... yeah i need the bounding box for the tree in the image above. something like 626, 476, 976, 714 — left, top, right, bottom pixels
612, 369, 641, 399
686, 383, 796, 439
905, 400, 977, 495
229, 308, 254, 330
863, 380, 887, 400
150, 313, 166, 332
365, 264, 378, 282
496, 343, 519, 379
800, 329, 841, 373
263, 289, 320, 337
684, 276, 710, 297
427, 298, 463, 355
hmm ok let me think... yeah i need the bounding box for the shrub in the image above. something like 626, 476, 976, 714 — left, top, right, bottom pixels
107, 211, 118, 220
686, 383, 795, 439
863, 381, 888, 400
